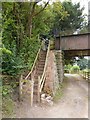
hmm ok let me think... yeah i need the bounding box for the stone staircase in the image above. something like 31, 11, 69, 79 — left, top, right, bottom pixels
33, 50, 47, 103
19, 41, 50, 106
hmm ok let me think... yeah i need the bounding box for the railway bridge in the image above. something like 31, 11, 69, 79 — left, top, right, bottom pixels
55, 33, 90, 57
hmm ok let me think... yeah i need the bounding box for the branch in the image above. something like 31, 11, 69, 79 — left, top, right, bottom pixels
34, 0, 50, 17
32, 2, 38, 14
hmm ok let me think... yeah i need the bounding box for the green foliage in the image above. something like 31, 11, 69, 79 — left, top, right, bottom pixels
2, 75, 19, 117
1, 47, 12, 55
64, 64, 72, 73
2, 53, 24, 75
52, 1, 86, 35
2, 1, 86, 76
83, 69, 90, 72
70, 65, 80, 73
53, 77, 67, 102
77, 58, 88, 70
2, 96, 14, 117
2, 85, 11, 96
2, 2, 41, 76
21, 36, 41, 70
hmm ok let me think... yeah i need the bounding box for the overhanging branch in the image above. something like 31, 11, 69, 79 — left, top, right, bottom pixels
34, 0, 50, 17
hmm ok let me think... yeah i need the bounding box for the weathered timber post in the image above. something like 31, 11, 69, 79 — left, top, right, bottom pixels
30, 80, 34, 106
19, 74, 23, 101
87, 71, 90, 82
38, 76, 40, 103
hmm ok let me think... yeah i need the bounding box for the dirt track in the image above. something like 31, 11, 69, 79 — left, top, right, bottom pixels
15, 74, 88, 118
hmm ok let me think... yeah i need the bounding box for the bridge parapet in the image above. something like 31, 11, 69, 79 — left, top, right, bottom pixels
55, 33, 90, 51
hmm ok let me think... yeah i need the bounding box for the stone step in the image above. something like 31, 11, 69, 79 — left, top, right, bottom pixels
38, 64, 45, 68
37, 67, 44, 71
33, 89, 38, 92
32, 50, 47, 104
39, 60, 46, 63
33, 92, 38, 95
34, 80, 38, 84
40, 54, 46, 57
38, 61, 45, 64
34, 73, 42, 81
34, 76, 39, 80
34, 82, 38, 86
36, 70, 43, 75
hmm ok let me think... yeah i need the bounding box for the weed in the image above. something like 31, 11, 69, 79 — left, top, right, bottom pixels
53, 77, 68, 102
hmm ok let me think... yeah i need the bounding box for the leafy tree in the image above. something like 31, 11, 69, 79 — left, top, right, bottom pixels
2, 2, 41, 76
77, 58, 88, 70
79, 21, 88, 34
52, 1, 86, 35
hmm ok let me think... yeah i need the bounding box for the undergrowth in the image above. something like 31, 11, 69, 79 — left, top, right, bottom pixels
2, 75, 19, 118
53, 76, 68, 102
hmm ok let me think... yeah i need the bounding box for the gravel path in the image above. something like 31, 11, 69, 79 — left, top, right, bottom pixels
15, 74, 88, 118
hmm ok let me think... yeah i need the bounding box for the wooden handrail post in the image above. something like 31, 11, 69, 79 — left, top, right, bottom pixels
38, 76, 40, 103
83, 71, 90, 81
30, 80, 34, 106
19, 74, 23, 101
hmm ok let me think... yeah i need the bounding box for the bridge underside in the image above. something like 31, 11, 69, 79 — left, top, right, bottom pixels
63, 49, 90, 58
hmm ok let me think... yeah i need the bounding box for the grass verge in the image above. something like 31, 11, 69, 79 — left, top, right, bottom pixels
53, 76, 68, 102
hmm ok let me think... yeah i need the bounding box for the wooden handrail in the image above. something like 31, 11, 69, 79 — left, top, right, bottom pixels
39, 41, 50, 92
25, 42, 42, 80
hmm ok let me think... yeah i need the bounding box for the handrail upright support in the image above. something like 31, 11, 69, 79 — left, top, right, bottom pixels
30, 80, 34, 106
38, 76, 40, 103
19, 74, 23, 101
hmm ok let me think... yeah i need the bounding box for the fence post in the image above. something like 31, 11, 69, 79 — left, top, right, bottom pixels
38, 76, 40, 103
19, 74, 23, 101
89, 72, 90, 82
30, 80, 34, 106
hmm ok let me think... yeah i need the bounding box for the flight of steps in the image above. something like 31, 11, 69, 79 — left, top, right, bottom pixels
33, 50, 47, 103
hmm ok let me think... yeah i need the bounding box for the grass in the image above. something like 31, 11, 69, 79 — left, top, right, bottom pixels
2, 75, 19, 118
53, 76, 68, 102
2, 96, 14, 117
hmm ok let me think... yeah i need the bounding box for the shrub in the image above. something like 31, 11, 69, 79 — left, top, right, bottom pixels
64, 64, 72, 73
71, 65, 80, 73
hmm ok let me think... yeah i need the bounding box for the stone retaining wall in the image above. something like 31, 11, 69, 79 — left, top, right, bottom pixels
44, 50, 64, 96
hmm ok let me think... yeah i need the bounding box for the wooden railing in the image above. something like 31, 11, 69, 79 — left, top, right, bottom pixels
82, 71, 90, 81
38, 41, 50, 94
19, 40, 50, 105
19, 42, 42, 106
19, 75, 34, 106
25, 42, 42, 80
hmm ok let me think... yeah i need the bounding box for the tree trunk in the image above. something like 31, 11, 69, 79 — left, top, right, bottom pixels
28, 15, 33, 38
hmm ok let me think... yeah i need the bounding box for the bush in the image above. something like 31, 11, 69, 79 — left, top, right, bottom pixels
64, 64, 72, 73
70, 65, 80, 73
